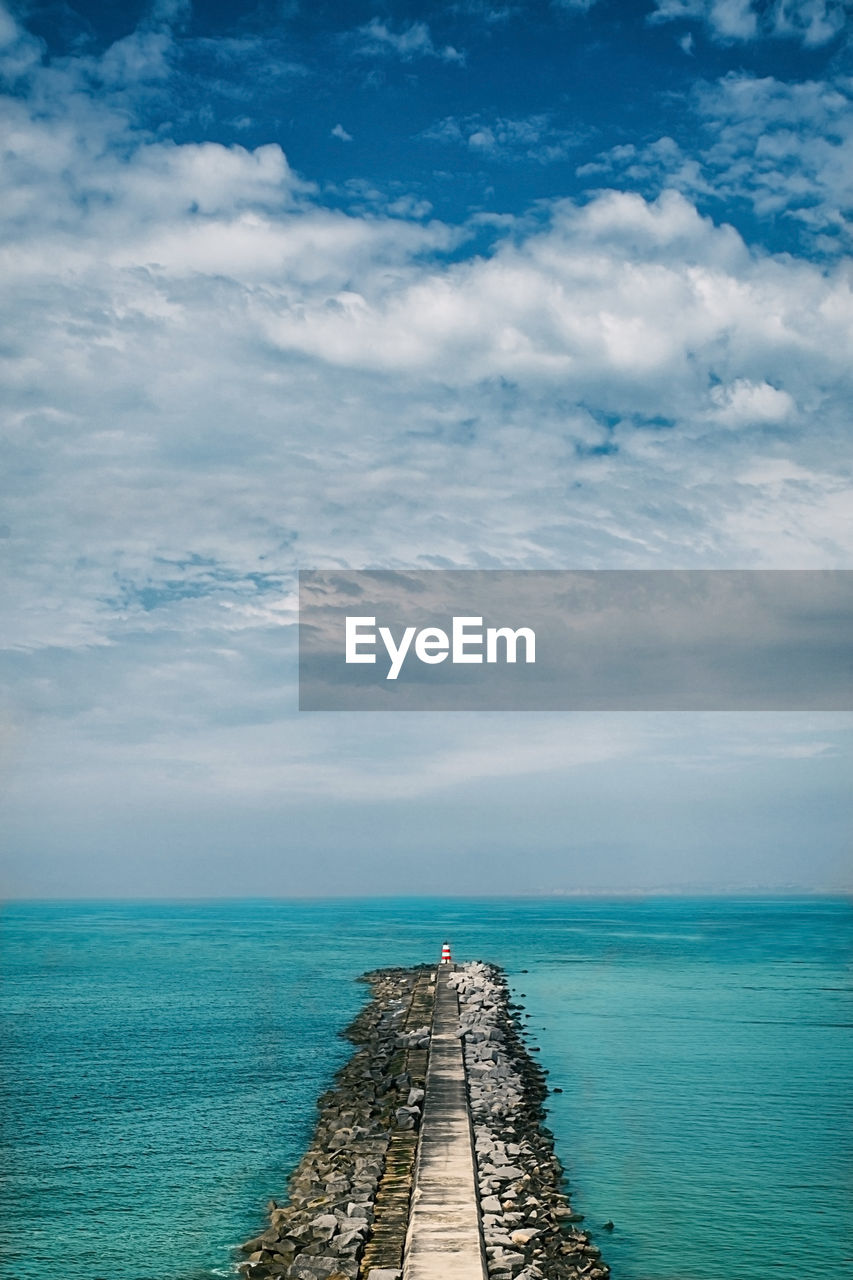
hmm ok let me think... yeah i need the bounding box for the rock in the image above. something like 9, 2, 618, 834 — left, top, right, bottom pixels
334, 1236, 364, 1256
511, 1229, 540, 1246
453, 963, 609, 1280
490, 1249, 526, 1267
309, 1214, 339, 1241
287, 1259, 357, 1280
486, 1231, 515, 1248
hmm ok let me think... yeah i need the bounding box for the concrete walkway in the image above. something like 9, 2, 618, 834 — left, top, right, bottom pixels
401, 967, 489, 1280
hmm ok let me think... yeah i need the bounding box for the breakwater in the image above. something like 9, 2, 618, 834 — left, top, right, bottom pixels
239, 961, 608, 1280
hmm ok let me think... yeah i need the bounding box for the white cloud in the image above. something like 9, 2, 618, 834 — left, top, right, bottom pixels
578, 75, 853, 253
0, 3, 44, 78
708, 379, 796, 426
331, 123, 352, 141
648, 0, 847, 44
552, 0, 602, 10
356, 18, 466, 64
771, 0, 848, 45
259, 190, 853, 415
424, 111, 582, 163
96, 29, 176, 85
3, 125, 851, 663
1, 9, 852, 863
577, 135, 714, 202
721, 459, 853, 564
7, 693, 849, 815
696, 75, 853, 246
0, 6, 15, 45
711, 0, 759, 39
147, 0, 191, 26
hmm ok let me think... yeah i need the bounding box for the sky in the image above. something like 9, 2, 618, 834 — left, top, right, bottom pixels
1, 0, 851, 898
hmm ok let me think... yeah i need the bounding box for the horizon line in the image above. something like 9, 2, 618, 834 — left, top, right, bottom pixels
2, 888, 851, 906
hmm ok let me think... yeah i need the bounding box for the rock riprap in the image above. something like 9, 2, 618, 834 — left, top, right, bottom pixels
449, 962, 610, 1280
239, 966, 434, 1280
239, 961, 609, 1280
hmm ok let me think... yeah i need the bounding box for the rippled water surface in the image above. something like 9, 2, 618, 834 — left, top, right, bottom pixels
1, 898, 850, 1280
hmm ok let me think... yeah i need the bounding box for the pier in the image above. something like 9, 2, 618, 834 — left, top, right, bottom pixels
239, 959, 608, 1280
402, 968, 488, 1280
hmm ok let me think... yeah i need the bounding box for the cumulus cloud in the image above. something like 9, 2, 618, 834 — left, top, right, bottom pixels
708, 378, 796, 426
4, 117, 852, 660
578, 75, 853, 253
261, 189, 853, 423
1, 0, 852, 878
648, 0, 847, 44
696, 74, 853, 246
577, 136, 715, 203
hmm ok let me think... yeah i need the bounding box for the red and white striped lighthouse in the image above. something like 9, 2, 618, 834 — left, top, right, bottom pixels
440, 942, 452, 965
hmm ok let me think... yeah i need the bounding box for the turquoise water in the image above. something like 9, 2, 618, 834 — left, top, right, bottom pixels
1, 898, 850, 1280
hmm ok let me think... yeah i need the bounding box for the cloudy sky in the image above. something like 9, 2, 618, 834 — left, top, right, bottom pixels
1, 0, 851, 898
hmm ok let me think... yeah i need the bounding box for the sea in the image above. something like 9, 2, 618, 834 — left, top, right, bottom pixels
0, 898, 850, 1280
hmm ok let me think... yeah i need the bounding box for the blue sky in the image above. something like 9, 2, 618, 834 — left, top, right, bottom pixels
1, 0, 851, 897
